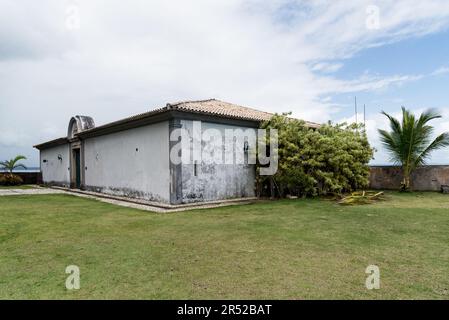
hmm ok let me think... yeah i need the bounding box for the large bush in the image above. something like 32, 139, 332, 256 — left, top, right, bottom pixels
258, 114, 374, 197
0, 173, 24, 186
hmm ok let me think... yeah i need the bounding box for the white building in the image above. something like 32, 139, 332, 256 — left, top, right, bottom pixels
34, 99, 318, 204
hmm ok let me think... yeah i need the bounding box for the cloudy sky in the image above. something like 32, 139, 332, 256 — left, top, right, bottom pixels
1, 0, 449, 167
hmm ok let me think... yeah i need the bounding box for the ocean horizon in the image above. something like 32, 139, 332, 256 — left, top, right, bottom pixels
0, 167, 40, 172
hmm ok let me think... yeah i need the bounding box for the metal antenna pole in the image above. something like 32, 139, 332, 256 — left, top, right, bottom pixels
363, 104, 366, 129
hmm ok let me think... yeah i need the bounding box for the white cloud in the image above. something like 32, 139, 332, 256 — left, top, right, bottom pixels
2, 0, 449, 165
311, 62, 344, 73
431, 66, 449, 76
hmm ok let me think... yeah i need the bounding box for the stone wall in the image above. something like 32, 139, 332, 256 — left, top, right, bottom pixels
1, 172, 42, 184
369, 165, 449, 191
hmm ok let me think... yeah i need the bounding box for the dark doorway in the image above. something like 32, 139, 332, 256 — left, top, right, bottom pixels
74, 149, 81, 189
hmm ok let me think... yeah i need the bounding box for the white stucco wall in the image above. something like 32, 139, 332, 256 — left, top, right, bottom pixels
83, 121, 170, 203
180, 120, 256, 202
40, 144, 71, 186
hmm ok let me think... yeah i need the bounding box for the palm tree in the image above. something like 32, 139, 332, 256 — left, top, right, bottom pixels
0, 155, 27, 174
378, 107, 449, 191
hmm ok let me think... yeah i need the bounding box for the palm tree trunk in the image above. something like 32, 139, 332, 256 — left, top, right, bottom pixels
401, 167, 411, 192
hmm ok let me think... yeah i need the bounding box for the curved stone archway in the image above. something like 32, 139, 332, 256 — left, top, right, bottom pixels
68, 115, 95, 139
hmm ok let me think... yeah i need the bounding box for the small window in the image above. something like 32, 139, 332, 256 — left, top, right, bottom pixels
194, 161, 198, 177
244, 141, 249, 153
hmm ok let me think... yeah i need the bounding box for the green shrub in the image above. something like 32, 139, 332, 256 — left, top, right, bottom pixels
258, 114, 374, 197
0, 173, 24, 186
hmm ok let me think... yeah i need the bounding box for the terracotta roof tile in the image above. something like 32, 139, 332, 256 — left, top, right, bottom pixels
167, 99, 273, 121
166, 99, 320, 128
35, 99, 320, 148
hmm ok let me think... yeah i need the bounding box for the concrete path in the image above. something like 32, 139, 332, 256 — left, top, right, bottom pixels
0, 187, 64, 196
0, 186, 257, 213
58, 189, 256, 213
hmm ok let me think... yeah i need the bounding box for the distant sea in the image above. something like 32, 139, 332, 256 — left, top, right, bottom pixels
0, 167, 40, 172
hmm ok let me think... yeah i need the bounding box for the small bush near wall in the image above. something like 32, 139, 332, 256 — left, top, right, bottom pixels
0, 173, 24, 186
258, 114, 374, 197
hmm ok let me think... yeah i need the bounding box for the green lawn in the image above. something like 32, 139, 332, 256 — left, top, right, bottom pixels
0, 185, 37, 189
1, 192, 449, 299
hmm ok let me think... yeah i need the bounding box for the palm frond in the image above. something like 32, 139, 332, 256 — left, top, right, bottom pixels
417, 108, 442, 126
415, 132, 449, 167
12, 155, 27, 163
378, 129, 402, 164
0, 155, 27, 172
381, 110, 401, 135
379, 107, 449, 179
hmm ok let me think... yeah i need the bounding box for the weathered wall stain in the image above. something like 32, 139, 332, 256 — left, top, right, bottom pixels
370, 165, 449, 191
84, 185, 167, 203
44, 180, 70, 188
180, 120, 256, 203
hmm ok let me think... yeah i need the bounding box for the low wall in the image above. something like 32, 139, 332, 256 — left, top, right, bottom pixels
0, 172, 42, 184
369, 165, 449, 191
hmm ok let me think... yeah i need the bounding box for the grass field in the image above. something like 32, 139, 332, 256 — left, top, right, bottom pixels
1, 192, 449, 299
0, 185, 37, 189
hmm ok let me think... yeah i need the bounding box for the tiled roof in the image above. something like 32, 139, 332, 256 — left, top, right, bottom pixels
166, 99, 320, 128
33, 137, 69, 150
166, 99, 274, 122
34, 99, 320, 149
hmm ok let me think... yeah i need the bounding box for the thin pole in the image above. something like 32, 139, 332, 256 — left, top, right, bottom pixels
363, 104, 366, 130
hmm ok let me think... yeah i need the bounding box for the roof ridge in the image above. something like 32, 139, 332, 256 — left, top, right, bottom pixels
35, 98, 321, 148
166, 98, 216, 108
215, 99, 274, 115
170, 98, 274, 116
